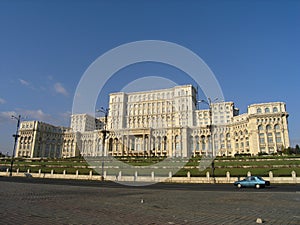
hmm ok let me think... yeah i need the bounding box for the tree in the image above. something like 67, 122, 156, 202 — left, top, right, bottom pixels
283, 145, 300, 155
295, 144, 300, 154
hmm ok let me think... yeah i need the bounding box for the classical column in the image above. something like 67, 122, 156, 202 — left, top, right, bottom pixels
126, 134, 129, 156
121, 135, 125, 156
280, 128, 285, 148
206, 136, 210, 156
148, 129, 151, 156
193, 136, 196, 157
142, 133, 145, 156
264, 132, 269, 153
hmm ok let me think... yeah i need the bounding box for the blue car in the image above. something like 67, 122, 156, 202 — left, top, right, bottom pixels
234, 176, 270, 189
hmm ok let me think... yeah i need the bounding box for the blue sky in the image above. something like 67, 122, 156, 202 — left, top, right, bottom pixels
0, 0, 299, 155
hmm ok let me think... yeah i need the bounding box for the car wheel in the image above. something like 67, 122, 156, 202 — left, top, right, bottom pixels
237, 183, 242, 188
255, 184, 260, 189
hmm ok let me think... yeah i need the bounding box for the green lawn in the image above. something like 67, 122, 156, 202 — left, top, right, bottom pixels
174, 167, 300, 177
1, 156, 299, 177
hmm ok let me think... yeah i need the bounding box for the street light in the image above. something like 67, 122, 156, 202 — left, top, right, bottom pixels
198, 98, 218, 183
96, 107, 109, 181
10, 115, 21, 177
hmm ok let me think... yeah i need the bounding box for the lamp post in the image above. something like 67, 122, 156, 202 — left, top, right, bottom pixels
10, 115, 21, 177
198, 98, 217, 183
96, 107, 109, 181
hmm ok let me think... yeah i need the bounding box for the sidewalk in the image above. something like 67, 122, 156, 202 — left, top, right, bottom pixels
0, 179, 299, 224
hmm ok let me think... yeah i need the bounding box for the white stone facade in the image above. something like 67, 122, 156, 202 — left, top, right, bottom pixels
16, 121, 67, 158
15, 85, 290, 158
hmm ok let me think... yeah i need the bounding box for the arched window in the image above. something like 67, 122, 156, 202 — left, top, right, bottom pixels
109, 138, 113, 152
115, 138, 119, 152
208, 135, 212, 152
265, 108, 270, 113
274, 124, 280, 130
151, 137, 155, 151
257, 108, 262, 114
273, 107, 278, 113
258, 125, 263, 131
195, 136, 199, 150
201, 135, 206, 150
266, 125, 272, 131
157, 136, 161, 150
175, 135, 180, 151
163, 136, 167, 150
189, 136, 193, 152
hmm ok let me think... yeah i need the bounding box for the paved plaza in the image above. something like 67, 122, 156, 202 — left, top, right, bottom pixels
0, 178, 299, 225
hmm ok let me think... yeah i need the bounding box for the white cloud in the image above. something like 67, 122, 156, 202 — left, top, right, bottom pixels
54, 82, 68, 96
19, 79, 30, 86
121, 76, 177, 93
60, 111, 71, 120
0, 98, 6, 104
0, 111, 17, 122
55, 111, 71, 126
22, 109, 51, 121
0, 109, 52, 124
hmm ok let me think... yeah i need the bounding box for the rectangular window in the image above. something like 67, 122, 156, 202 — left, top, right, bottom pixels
275, 132, 282, 143
259, 133, 265, 144
267, 133, 273, 143
246, 141, 249, 147
202, 142, 206, 151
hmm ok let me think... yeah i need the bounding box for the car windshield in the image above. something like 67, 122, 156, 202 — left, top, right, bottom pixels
256, 176, 263, 180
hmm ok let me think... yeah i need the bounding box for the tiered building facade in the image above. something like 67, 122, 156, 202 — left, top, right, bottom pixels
15, 85, 290, 158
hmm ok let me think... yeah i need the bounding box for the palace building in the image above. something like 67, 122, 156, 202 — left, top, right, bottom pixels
15, 85, 290, 158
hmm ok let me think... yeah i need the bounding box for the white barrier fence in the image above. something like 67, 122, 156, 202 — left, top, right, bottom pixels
0, 168, 299, 184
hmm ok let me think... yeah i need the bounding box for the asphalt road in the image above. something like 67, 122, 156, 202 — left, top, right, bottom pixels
1, 176, 300, 225
0, 176, 299, 192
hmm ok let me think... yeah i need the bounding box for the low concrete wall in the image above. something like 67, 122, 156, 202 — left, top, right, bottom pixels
0, 169, 299, 184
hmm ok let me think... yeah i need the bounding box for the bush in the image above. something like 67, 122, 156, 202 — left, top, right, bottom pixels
258, 152, 269, 156
234, 153, 251, 157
